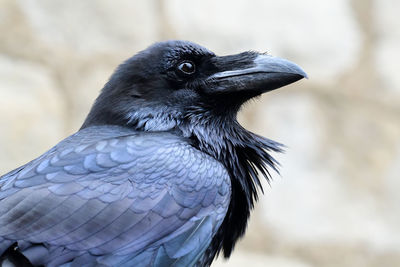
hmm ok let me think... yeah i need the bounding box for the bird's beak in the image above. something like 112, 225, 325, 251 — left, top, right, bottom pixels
208, 54, 307, 95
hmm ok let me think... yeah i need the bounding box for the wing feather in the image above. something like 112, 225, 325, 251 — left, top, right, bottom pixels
0, 126, 231, 265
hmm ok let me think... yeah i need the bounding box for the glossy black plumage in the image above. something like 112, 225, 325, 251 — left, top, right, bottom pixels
0, 40, 306, 266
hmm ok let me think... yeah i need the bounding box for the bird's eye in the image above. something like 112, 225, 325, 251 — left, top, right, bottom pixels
177, 61, 196, 75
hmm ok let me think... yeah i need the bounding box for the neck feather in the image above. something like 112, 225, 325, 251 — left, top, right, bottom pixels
179, 113, 283, 263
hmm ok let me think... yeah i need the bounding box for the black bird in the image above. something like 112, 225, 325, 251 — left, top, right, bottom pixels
0, 40, 306, 266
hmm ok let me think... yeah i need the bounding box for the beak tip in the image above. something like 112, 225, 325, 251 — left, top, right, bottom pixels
296, 65, 308, 80
254, 55, 308, 80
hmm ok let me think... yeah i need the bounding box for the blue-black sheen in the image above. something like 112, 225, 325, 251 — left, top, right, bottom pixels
0, 40, 306, 266
0, 126, 230, 266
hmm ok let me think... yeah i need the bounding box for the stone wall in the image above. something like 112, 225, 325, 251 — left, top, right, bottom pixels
0, 0, 399, 266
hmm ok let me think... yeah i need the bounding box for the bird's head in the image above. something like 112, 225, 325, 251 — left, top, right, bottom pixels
82, 40, 307, 132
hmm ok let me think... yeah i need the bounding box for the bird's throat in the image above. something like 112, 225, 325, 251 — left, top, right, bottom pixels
181, 117, 283, 264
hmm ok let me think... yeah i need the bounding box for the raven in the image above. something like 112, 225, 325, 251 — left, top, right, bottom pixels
0, 40, 306, 266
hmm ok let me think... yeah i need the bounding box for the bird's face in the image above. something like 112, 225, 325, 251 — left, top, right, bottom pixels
82, 40, 307, 130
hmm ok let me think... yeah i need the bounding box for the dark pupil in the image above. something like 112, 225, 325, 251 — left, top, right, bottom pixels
179, 62, 195, 74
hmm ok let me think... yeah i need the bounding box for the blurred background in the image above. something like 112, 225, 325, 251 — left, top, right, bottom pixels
0, 0, 399, 266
